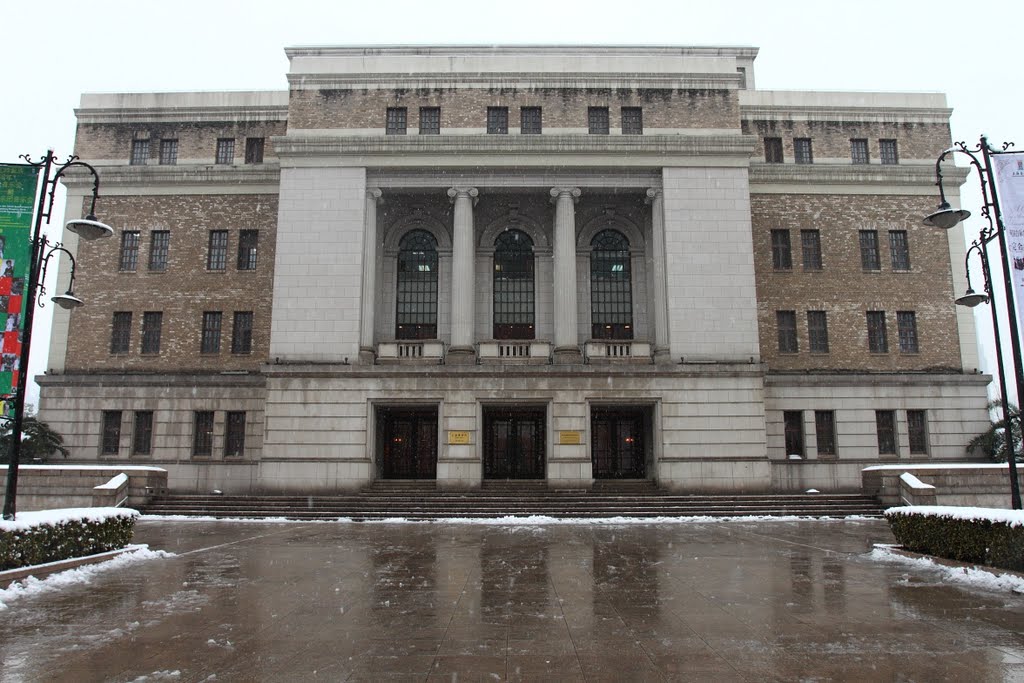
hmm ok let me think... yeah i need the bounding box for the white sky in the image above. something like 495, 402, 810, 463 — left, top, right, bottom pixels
2, 0, 1021, 407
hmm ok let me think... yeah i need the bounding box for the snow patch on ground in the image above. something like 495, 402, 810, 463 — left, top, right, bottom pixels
0, 507, 139, 532
869, 545, 1024, 594
885, 505, 1024, 528
0, 546, 174, 611
144, 514, 877, 525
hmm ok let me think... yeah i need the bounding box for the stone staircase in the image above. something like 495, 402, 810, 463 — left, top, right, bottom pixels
141, 480, 883, 520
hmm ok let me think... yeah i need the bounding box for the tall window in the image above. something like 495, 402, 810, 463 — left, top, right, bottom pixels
193, 411, 214, 457
859, 230, 880, 270
419, 107, 440, 135
130, 139, 150, 166
119, 231, 140, 272
777, 311, 798, 353
207, 230, 228, 270
621, 107, 643, 134
201, 311, 222, 353
808, 311, 829, 353
771, 229, 792, 270
492, 230, 535, 339
794, 138, 813, 164
907, 410, 928, 454
141, 312, 162, 354
101, 411, 122, 455
111, 312, 132, 354
520, 107, 542, 134
225, 412, 246, 457
395, 230, 438, 339
850, 138, 869, 164
486, 107, 508, 134
784, 411, 804, 457
815, 411, 836, 456
880, 139, 899, 165
159, 139, 178, 165
867, 311, 888, 353
386, 107, 407, 135
133, 411, 153, 455
590, 230, 633, 339
215, 138, 235, 164
764, 137, 783, 163
148, 230, 170, 271
588, 107, 610, 135
232, 311, 254, 354
876, 410, 898, 455
801, 230, 822, 270
889, 230, 910, 270
897, 311, 919, 353
237, 230, 258, 270
244, 137, 264, 164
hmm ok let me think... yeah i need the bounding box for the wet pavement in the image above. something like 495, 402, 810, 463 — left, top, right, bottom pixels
2, 518, 1023, 682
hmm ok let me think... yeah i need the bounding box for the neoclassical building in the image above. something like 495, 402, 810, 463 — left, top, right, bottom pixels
40, 45, 990, 493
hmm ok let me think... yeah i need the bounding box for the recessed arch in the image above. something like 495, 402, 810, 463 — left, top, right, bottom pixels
493, 229, 535, 339
590, 228, 634, 340
395, 229, 439, 340
383, 211, 452, 256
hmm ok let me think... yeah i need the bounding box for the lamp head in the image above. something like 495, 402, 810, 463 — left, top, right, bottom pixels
65, 214, 113, 241
923, 202, 971, 230
955, 288, 988, 308
51, 292, 84, 310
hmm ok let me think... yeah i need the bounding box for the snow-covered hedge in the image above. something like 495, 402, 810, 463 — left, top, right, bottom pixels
885, 506, 1024, 572
0, 508, 139, 571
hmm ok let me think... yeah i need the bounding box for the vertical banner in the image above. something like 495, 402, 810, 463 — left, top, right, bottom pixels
994, 152, 1024, 346
0, 164, 38, 411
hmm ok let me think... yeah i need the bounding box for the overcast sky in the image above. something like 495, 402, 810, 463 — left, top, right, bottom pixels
2, 0, 1021, 406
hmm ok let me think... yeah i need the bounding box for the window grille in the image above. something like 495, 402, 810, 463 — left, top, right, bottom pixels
111, 312, 132, 354
225, 412, 246, 457
395, 230, 438, 340
588, 107, 610, 135
193, 411, 214, 456
487, 107, 508, 134
244, 137, 264, 163
880, 139, 899, 165
889, 230, 910, 270
777, 311, 798, 353
493, 230, 535, 339
207, 230, 228, 270
141, 312, 162, 354
867, 311, 888, 352
520, 107, 542, 134
237, 230, 258, 270
784, 411, 804, 456
859, 230, 880, 270
386, 108, 407, 135
119, 231, 140, 272
764, 137, 783, 163
215, 138, 235, 164
232, 311, 254, 354
851, 139, 869, 164
908, 410, 928, 454
148, 230, 169, 271
794, 138, 813, 164
808, 310, 829, 353
876, 410, 897, 454
419, 107, 440, 135
133, 411, 153, 455
130, 140, 150, 166
590, 230, 633, 339
897, 311, 918, 353
201, 311, 222, 353
621, 107, 643, 134
801, 230, 822, 270
159, 139, 177, 165
815, 411, 836, 455
101, 411, 122, 455
771, 229, 792, 270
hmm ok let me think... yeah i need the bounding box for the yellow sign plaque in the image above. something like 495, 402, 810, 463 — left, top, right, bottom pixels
558, 431, 583, 445
448, 430, 471, 445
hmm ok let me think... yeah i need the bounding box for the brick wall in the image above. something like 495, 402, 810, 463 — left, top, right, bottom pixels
742, 119, 950, 161
75, 121, 288, 162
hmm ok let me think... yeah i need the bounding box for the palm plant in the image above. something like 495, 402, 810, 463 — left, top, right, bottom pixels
968, 401, 1023, 463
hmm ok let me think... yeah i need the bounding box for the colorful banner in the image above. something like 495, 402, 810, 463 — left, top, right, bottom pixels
0, 164, 38, 401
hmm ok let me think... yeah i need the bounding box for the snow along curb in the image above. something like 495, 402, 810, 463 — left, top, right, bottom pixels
870, 544, 1024, 594
1, 546, 138, 589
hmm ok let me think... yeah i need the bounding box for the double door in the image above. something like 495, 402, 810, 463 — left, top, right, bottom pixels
378, 407, 438, 479
591, 408, 646, 479
483, 407, 546, 479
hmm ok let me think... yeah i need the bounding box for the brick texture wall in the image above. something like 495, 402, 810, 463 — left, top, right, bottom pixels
75, 121, 288, 162
742, 119, 950, 161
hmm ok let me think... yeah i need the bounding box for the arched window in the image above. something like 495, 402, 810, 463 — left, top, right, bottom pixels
493, 229, 535, 339
396, 230, 438, 339
590, 229, 633, 339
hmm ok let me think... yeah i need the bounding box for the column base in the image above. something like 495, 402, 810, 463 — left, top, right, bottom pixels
358, 347, 377, 365
552, 345, 583, 364
653, 347, 674, 365
446, 346, 477, 365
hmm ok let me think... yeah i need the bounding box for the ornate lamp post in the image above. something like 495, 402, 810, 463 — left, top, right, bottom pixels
924, 135, 1022, 510
2, 151, 113, 520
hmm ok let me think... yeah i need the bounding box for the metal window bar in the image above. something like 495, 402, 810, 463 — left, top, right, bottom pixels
225, 412, 246, 457
520, 107, 542, 134
859, 230, 880, 270
193, 411, 214, 456
141, 312, 162, 354
215, 138, 235, 164
777, 311, 798, 353
133, 411, 153, 455
101, 411, 122, 455
232, 311, 253, 354
493, 230, 535, 339
148, 230, 169, 271
880, 139, 899, 165
801, 230, 822, 270
386, 108, 407, 135
867, 311, 888, 352
851, 139, 869, 164
419, 107, 440, 134
119, 231, 140, 271
395, 230, 438, 340
815, 411, 836, 455
784, 411, 804, 456
244, 137, 264, 163
111, 312, 132, 354
897, 311, 918, 353
889, 230, 911, 270
771, 229, 792, 269
590, 229, 633, 339
588, 107, 609, 134
487, 107, 508, 134
907, 410, 928, 454
207, 230, 228, 270
237, 230, 258, 270
764, 137, 783, 163
876, 410, 897, 454
807, 311, 829, 353
201, 311, 222, 353
621, 107, 643, 134
794, 138, 813, 164
159, 139, 177, 165
130, 140, 149, 166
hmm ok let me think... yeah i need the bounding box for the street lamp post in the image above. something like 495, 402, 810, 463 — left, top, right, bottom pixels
925, 135, 1022, 510
1, 151, 113, 520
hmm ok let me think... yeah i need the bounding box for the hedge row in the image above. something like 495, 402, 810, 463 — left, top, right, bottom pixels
0, 514, 137, 571
886, 510, 1024, 572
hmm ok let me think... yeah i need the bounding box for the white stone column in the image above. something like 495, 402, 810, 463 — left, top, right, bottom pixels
447, 187, 478, 363
550, 187, 582, 363
359, 188, 382, 363
646, 188, 671, 362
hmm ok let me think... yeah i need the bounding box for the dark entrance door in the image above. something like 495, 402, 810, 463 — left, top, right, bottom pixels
377, 407, 438, 479
591, 407, 646, 479
483, 407, 546, 479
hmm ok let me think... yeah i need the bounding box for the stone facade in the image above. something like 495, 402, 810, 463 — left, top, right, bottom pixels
38, 46, 991, 494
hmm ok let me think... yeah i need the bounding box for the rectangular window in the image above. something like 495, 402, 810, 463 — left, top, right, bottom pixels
207, 230, 228, 270
736, 67, 747, 89
794, 138, 813, 164
771, 229, 792, 270
897, 311, 919, 353
119, 231, 140, 272
418, 107, 440, 135
520, 106, 542, 134
386, 107, 407, 135
201, 311, 222, 354
132, 411, 153, 455
130, 139, 150, 166
880, 139, 899, 165
867, 311, 888, 353
101, 411, 122, 455
244, 137, 265, 164
588, 107, 610, 135
859, 230, 880, 270
777, 310, 798, 353
876, 410, 898, 455
487, 107, 508, 134
801, 230, 822, 270
225, 411, 246, 457
815, 411, 836, 456
907, 410, 928, 455
110, 312, 132, 354
215, 138, 235, 165
851, 138, 869, 164
808, 311, 829, 353
889, 230, 911, 270
764, 137, 784, 163
237, 230, 258, 270
141, 312, 162, 354
621, 107, 643, 135
159, 139, 178, 165
784, 411, 804, 457
148, 230, 170, 272
193, 411, 214, 457
232, 311, 254, 354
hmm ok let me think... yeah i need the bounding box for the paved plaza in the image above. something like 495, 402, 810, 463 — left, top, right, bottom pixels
2, 518, 1024, 681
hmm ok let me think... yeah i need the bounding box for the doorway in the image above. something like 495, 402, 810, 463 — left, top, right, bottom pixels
591, 407, 648, 479
376, 406, 438, 479
482, 407, 546, 479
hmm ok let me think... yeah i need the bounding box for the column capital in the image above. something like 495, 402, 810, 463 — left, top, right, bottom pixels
366, 188, 383, 203
447, 187, 479, 205
550, 187, 581, 204
645, 188, 663, 204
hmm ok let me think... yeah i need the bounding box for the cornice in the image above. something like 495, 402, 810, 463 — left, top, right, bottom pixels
59, 164, 281, 189
765, 372, 988, 387
285, 45, 760, 59
741, 105, 952, 125
76, 105, 289, 125
288, 72, 740, 91
748, 163, 967, 187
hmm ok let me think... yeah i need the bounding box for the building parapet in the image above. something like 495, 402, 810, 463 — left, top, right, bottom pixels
76, 91, 289, 124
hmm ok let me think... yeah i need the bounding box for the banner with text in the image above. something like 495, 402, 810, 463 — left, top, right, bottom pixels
0, 164, 38, 404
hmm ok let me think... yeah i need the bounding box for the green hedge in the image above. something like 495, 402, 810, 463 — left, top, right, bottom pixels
886, 510, 1024, 572
0, 514, 137, 572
